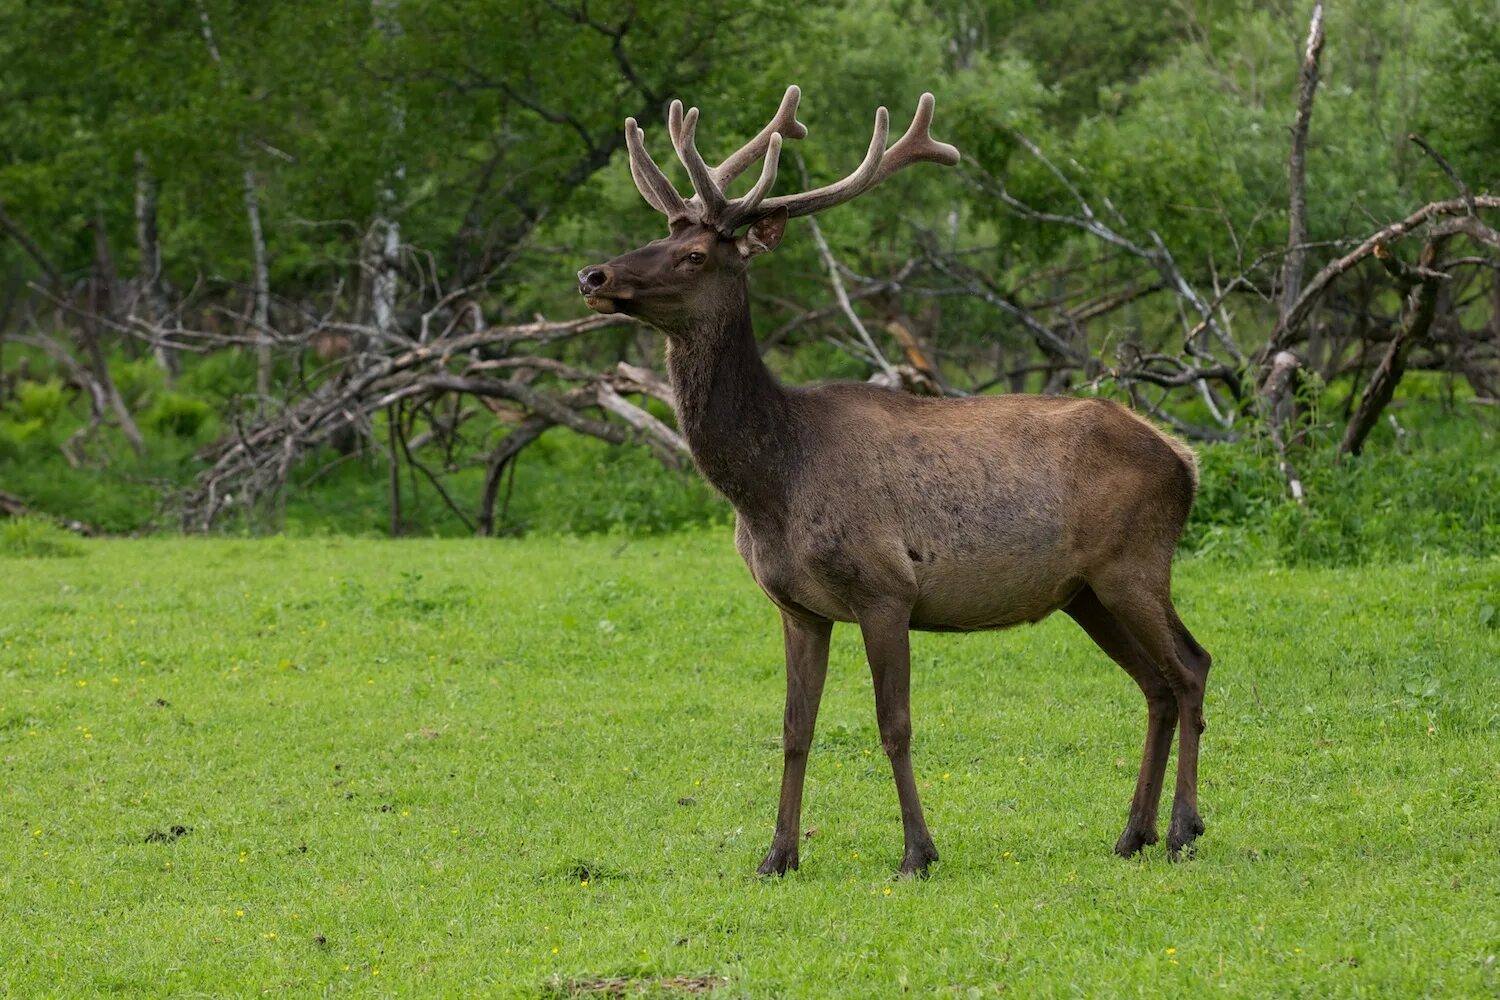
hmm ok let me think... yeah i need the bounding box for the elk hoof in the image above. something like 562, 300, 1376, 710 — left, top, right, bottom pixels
756, 847, 799, 876
898, 842, 939, 878
1166, 811, 1205, 861
1113, 825, 1159, 858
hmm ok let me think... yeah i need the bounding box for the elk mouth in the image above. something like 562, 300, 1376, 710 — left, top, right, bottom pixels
582, 287, 636, 314
576, 293, 618, 313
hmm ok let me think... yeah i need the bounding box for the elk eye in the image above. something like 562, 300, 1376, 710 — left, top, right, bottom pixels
686, 251, 706, 265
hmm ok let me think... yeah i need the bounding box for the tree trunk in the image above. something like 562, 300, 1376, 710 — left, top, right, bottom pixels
371, 0, 404, 342
133, 150, 176, 376
1278, 1, 1325, 320
386, 403, 402, 536
1260, 350, 1305, 502
86, 214, 145, 455
242, 164, 271, 408
197, 0, 272, 410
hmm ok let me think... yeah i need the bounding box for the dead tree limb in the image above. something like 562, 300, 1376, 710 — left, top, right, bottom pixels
1408, 133, 1476, 218
1260, 3, 1326, 500
1260, 350, 1307, 502
1340, 242, 1448, 457
595, 381, 690, 466
1279, 1, 1325, 320
176, 310, 690, 531
804, 212, 898, 381
1265, 195, 1500, 357
477, 415, 553, 535
0, 489, 28, 518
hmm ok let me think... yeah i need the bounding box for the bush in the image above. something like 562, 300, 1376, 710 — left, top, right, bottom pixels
0, 416, 47, 459
177, 349, 260, 402
143, 392, 214, 440
111, 358, 166, 409
1182, 393, 1498, 565
0, 517, 84, 558
13, 378, 69, 422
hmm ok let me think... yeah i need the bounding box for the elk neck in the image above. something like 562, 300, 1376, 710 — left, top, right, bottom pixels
663, 283, 799, 512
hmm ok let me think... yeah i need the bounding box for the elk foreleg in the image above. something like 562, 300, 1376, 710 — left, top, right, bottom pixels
859, 605, 939, 876
757, 612, 832, 876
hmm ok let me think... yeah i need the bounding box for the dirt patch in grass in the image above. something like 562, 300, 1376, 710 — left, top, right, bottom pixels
143, 825, 191, 844
543, 975, 727, 997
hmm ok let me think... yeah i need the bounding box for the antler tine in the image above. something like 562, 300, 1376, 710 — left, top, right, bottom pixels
670, 103, 729, 223
720, 132, 783, 233
712, 85, 807, 188
624, 117, 689, 223
760, 106, 889, 219
667, 98, 685, 148
870, 92, 961, 184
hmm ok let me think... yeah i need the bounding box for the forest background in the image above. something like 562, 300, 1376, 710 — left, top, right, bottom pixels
1, 0, 1496, 562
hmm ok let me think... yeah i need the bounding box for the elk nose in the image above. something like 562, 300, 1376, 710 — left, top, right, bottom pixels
578, 266, 610, 295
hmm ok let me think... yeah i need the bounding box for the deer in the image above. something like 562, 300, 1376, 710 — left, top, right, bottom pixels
577, 86, 1212, 877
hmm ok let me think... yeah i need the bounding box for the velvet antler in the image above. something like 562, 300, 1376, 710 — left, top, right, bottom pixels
623, 87, 959, 234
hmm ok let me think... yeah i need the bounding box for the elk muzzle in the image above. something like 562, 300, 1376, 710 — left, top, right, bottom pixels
578, 264, 624, 314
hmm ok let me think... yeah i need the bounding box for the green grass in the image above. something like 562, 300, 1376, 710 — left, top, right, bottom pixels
3, 535, 1498, 997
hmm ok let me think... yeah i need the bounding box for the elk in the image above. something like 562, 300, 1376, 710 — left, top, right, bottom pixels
578, 87, 1211, 876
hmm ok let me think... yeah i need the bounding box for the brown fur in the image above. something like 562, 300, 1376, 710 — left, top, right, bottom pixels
580, 143, 1211, 877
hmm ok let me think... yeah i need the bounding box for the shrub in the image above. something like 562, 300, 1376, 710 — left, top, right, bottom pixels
143, 392, 215, 440
0, 517, 84, 558
111, 358, 166, 409
12, 378, 68, 422
0, 416, 48, 459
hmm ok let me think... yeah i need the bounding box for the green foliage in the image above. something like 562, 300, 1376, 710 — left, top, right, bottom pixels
2, 340, 1492, 561
0, 415, 47, 459
1183, 391, 1498, 565
175, 349, 259, 402
513, 433, 729, 536
0, 516, 84, 557
279, 431, 727, 539
2, 537, 1497, 994
0, 378, 67, 458
142, 391, 215, 440
1426, 0, 1500, 188
110, 358, 168, 410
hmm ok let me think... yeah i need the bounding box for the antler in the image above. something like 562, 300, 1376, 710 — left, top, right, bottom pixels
624, 117, 689, 225
763, 93, 960, 219
623, 88, 959, 234
711, 85, 807, 188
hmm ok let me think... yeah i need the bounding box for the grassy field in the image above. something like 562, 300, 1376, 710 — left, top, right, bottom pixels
3, 533, 1498, 997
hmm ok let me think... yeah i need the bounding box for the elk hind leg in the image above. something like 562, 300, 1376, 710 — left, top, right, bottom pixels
1064, 585, 1177, 858
1091, 575, 1211, 859
1164, 610, 1211, 855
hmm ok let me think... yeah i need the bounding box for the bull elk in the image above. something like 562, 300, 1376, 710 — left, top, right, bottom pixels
579, 87, 1211, 876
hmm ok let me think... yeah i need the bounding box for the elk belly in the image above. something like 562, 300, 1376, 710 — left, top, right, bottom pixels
908, 555, 1083, 632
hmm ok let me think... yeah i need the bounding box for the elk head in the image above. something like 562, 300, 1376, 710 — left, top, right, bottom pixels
578, 86, 960, 336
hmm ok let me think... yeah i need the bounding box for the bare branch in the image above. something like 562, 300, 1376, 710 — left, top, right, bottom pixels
1266, 195, 1500, 357
803, 210, 898, 381
1408, 133, 1476, 217
1279, 1, 1326, 320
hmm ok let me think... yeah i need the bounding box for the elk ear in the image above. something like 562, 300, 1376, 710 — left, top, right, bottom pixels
736, 207, 788, 259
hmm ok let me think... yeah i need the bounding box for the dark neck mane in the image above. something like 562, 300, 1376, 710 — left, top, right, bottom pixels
664, 284, 796, 512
